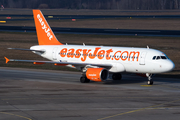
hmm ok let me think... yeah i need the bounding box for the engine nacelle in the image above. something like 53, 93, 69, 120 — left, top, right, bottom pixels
86, 68, 109, 82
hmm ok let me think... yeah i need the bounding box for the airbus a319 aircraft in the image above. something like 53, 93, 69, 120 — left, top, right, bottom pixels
5, 10, 175, 85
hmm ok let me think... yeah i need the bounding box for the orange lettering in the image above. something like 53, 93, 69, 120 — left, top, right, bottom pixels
97, 50, 105, 59
128, 51, 140, 61
60, 48, 140, 62
114, 51, 121, 60
60, 48, 67, 57
121, 51, 128, 61
89, 47, 101, 59
75, 49, 82, 58
67, 48, 75, 58
106, 49, 113, 60
81, 49, 91, 62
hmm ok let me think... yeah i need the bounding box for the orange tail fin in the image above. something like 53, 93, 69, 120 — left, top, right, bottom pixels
33, 10, 63, 45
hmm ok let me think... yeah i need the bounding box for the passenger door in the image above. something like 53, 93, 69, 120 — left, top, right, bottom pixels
139, 51, 147, 65
52, 47, 58, 60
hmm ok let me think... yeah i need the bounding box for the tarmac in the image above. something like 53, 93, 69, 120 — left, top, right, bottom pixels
0, 67, 180, 120
1, 25, 180, 37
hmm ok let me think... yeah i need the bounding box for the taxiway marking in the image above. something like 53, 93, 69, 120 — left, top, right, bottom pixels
97, 98, 180, 120
0, 112, 32, 120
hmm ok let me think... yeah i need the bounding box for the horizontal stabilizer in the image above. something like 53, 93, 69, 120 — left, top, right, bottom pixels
4, 57, 10, 64
8, 48, 45, 53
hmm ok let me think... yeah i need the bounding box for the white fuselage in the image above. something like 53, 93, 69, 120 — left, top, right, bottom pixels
31, 45, 175, 74
6, 9, 175, 84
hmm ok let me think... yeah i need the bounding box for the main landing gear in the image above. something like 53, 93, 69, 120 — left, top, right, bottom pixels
146, 73, 153, 85
80, 74, 90, 83
112, 73, 122, 80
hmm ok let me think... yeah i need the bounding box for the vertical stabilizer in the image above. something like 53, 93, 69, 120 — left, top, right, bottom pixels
33, 10, 63, 45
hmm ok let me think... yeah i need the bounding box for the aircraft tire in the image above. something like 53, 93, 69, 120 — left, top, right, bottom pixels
112, 73, 122, 80
148, 80, 153, 85
80, 77, 90, 83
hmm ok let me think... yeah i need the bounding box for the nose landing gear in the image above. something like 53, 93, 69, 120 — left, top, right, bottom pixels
146, 73, 153, 85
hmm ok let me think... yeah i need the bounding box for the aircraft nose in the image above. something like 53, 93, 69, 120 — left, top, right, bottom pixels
165, 60, 175, 72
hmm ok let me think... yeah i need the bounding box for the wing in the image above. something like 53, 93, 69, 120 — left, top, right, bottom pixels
4, 57, 112, 69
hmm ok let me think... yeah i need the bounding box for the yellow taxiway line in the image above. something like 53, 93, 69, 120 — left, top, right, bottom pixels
97, 98, 180, 120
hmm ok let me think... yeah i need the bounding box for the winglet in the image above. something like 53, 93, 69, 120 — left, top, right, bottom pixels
4, 57, 10, 64
33, 10, 63, 45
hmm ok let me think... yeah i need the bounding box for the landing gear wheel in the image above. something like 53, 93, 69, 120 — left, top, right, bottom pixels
147, 80, 153, 85
146, 73, 153, 85
80, 76, 90, 83
112, 73, 122, 80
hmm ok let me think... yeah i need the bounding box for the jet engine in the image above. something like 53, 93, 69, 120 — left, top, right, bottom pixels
86, 68, 109, 82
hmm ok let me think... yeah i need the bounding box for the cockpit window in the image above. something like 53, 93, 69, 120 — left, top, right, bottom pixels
161, 56, 167, 59
152, 56, 167, 60
156, 56, 160, 60
152, 56, 156, 60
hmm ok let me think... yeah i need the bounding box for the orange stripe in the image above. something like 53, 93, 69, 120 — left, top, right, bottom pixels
54, 63, 68, 66
33, 62, 45, 65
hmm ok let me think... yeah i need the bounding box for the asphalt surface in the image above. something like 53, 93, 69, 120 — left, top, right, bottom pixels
2, 14, 180, 19
0, 67, 180, 120
1, 26, 180, 37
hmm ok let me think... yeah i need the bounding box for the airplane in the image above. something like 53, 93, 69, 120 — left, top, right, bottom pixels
4, 10, 175, 85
